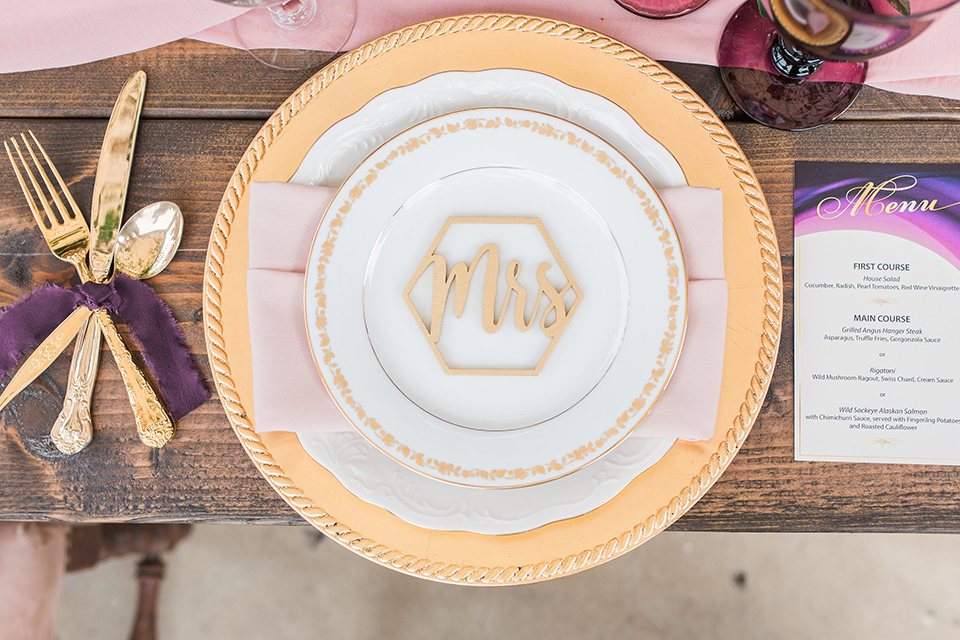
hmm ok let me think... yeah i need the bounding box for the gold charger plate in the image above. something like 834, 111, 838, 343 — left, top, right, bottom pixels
203, 14, 782, 585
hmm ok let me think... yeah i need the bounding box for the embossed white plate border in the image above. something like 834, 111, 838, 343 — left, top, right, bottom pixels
293, 68, 688, 530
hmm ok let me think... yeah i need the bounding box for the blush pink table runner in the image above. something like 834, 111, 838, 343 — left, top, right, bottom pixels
1, 0, 958, 100
246, 181, 727, 441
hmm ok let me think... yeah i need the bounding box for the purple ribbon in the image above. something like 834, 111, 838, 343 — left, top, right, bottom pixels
0, 274, 207, 420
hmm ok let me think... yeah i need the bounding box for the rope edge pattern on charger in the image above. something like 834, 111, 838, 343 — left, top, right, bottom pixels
202, 14, 783, 585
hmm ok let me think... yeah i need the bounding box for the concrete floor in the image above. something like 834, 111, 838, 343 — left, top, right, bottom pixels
56, 525, 960, 639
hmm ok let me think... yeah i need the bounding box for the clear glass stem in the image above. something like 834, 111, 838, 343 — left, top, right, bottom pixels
269, 0, 316, 30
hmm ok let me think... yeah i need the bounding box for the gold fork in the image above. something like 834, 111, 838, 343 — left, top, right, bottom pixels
5, 133, 91, 280
5, 132, 173, 451
5, 133, 97, 453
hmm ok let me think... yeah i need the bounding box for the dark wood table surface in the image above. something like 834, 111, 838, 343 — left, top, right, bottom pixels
1, 39, 959, 532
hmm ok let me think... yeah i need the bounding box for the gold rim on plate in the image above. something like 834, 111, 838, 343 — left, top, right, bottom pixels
203, 14, 782, 585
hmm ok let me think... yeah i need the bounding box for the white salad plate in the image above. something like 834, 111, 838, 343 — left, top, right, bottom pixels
303, 106, 688, 489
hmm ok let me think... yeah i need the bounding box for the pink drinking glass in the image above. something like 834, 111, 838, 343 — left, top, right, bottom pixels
615, 0, 711, 19
718, 0, 960, 130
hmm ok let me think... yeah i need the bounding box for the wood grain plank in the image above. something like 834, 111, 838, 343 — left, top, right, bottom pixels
676, 121, 960, 532
2, 117, 960, 529
0, 40, 324, 120
0, 117, 294, 523
0, 39, 957, 123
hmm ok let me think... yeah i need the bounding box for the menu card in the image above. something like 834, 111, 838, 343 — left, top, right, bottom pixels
795, 162, 960, 464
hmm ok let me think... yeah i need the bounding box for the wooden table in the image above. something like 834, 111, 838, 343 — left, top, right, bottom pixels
1, 39, 959, 532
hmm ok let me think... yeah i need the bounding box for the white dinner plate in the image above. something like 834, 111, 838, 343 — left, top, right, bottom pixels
290, 69, 686, 190
290, 68, 689, 533
303, 106, 687, 489
297, 431, 677, 534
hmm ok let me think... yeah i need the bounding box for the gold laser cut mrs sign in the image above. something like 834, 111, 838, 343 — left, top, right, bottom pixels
403, 217, 582, 376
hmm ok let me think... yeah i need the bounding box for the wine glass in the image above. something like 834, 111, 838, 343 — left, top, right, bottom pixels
211, 0, 356, 70
615, 0, 710, 18
718, 0, 960, 130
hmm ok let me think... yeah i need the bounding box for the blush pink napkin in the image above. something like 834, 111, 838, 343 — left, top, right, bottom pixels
247, 180, 728, 441
1, 0, 958, 100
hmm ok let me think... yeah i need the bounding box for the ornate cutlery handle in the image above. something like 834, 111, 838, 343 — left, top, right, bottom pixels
0, 306, 91, 414
95, 309, 174, 448
50, 315, 101, 454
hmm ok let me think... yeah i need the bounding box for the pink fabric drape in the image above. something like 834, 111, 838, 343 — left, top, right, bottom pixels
1, 0, 958, 99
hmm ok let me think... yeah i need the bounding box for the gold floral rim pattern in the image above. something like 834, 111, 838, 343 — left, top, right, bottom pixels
203, 14, 782, 584
310, 112, 684, 485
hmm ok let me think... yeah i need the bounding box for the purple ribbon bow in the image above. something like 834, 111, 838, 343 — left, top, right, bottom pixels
0, 274, 207, 420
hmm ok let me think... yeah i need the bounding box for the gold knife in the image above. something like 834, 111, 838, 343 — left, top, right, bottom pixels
54, 70, 143, 452
55, 70, 174, 450
89, 70, 145, 282
0, 307, 92, 414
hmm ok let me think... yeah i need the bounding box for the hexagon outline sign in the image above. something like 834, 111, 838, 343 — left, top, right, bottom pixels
402, 216, 582, 375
